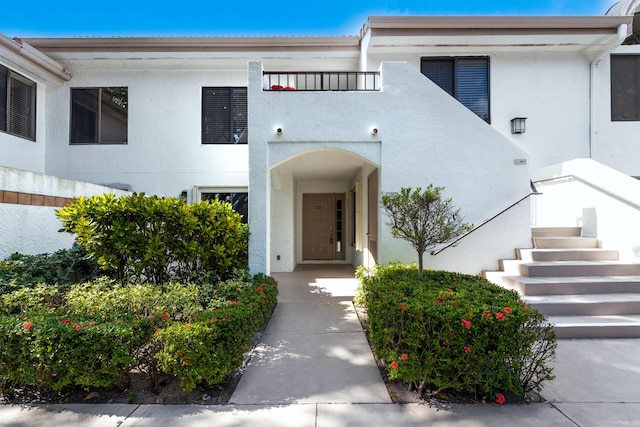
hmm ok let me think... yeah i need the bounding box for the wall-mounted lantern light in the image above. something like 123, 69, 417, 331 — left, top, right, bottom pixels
510, 117, 526, 134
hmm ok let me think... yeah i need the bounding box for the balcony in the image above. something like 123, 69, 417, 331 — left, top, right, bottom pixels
263, 71, 380, 92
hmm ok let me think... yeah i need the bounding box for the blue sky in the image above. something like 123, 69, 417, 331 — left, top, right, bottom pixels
2, 0, 618, 38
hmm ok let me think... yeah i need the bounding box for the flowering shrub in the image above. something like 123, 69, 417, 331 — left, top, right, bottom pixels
0, 273, 278, 393
356, 263, 556, 402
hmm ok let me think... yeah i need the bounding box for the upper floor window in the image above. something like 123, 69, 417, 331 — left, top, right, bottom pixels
202, 87, 247, 144
611, 55, 640, 121
70, 87, 127, 144
420, 57, 490, 123
0, 65, 36, 141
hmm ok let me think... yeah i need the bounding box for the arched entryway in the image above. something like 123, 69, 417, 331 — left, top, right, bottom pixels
268, 147, 379, 272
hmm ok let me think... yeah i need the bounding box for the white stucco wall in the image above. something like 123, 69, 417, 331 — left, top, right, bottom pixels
43, 65, 249, 197
592, 45, 640, 177
532, 158, 640, 261
249, 61, 532, 275
0, 166, 129, 259
365, 50, 593, 171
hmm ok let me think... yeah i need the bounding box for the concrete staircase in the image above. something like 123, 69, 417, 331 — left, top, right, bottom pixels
484, 226, 640, 339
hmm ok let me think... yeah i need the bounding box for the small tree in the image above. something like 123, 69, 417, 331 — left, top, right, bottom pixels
381, 186, 472, 277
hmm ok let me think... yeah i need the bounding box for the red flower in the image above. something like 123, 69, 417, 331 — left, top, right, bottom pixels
210, 317, 218, 323
231, 300, 241, 306
161, 313, 169, 321
61, 319, 71, 325
496, 393, 506, 405
399, 303, 406, 311
74, 325, 82, 332
23, 321, 34, 331
181, 359, 189, 367
401, 353, 408, 361
461, 319, 471, 329
391, 361, 398, 370
87, 322, 95, 327
448, 289, 454, 294
464, 346, 471, 354
503, 307, 512, 314
483, 311, 493, 319
283, 86, 296, 90
523, 306, 530, 312
496, 312, 506, 321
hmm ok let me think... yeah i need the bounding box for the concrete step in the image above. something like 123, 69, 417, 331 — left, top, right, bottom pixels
502, 275, 640, 296
516, 248, 619, 262
523, 293, 640, 316
522, 261, 640, 277
548, 314, 640, 339
532, 236, 599, 249
531, 226, 581, 237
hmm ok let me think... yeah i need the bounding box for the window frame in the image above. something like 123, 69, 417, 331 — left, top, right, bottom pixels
201, 87, 248, 144
420, 56, 491, 123
69, 87, 128, 145
0, 65, 37, 141
611, 54, 640, 121
197, 187, 249, 223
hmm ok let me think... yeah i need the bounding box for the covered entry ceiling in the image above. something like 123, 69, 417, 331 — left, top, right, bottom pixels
275, 149, 367, 181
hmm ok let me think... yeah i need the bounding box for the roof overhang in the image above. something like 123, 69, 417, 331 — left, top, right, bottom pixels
20, 36, 361, 53
363, 16, 633, 54
0, 34, 70, 83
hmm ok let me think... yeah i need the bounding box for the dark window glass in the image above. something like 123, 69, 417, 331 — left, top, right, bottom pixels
0, 65, 36, 140
421, 57, 490, 123
70, 87, 127, 144
202, 88, 247, 144
201, 192, 249, 223
611, 55, 640, 121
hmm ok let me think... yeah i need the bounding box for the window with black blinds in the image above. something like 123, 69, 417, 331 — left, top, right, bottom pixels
611, 55, 640, 121
0, 65, 36, 141
202, 88, 248, 144
201, 191, 249, 223
421, 57, 490, 123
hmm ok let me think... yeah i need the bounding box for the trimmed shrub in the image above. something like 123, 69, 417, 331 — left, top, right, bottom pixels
356, 263, 556, 402
56, 193, 248, 284
0, 245, 99, 294
0, 274, 278, 393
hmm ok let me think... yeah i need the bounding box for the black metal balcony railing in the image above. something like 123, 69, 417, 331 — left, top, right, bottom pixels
263, 71, 380, 92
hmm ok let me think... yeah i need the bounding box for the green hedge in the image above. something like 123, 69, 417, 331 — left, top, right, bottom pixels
0, 274, 278, 393
356, 264, 556, 403
56, 193, 248, 284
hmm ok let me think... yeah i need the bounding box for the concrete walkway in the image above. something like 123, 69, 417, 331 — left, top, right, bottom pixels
1, 265, 640, 426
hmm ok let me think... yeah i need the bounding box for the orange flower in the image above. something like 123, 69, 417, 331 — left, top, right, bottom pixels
23, 321, 33, 331
401, 353, 408, 361
399, 303, 406, 311
181, 359, 189, 367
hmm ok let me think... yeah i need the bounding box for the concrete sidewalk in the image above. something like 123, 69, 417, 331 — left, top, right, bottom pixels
1, 265, 640, 426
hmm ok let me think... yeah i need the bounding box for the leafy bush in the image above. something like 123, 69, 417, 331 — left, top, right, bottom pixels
356, 263, 556, 402
0, 274, 278, 393
56, 193, 248, 284
0, 245, 99, 294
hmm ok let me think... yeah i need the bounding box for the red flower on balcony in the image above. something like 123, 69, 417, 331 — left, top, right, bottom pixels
283, 86, 296, 90
271, 85, 284, 90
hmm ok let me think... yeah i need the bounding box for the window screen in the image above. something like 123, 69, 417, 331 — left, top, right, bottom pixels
421, 57, 490, 123
611, 55, 640, 121
202, 88, 248, 144
0, 65, 36, 141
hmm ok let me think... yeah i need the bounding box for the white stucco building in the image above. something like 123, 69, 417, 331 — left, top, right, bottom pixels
3, 1, 640, 277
